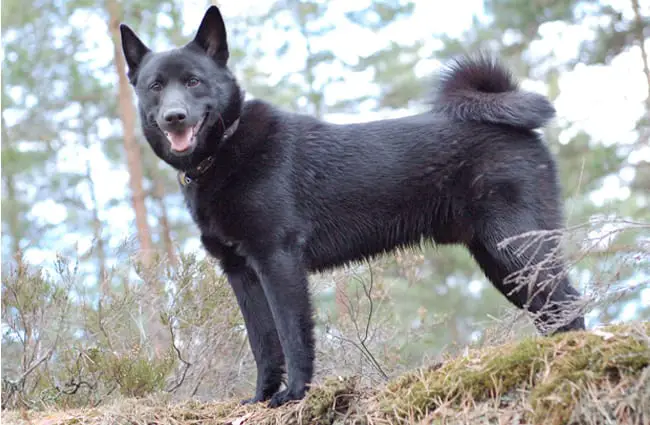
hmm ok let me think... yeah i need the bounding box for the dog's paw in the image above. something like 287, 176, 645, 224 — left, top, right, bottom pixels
267, 387, 306, 408
240, 394, 267, 405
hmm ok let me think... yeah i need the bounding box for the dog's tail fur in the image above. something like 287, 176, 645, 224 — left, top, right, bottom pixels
430, 54, 555, 130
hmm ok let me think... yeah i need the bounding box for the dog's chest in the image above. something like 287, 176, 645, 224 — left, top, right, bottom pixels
181, 182, 239, 249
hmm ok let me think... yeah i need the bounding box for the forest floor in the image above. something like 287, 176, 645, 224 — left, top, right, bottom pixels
4, 322, 649, 425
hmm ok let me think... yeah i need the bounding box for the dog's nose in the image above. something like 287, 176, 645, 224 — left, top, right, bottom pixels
163, 108, 187, 124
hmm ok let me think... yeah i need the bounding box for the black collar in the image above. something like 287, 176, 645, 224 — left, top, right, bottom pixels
178, 117, 240, 187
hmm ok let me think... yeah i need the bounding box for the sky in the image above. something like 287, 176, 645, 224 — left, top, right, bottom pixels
7, 0, 650, 318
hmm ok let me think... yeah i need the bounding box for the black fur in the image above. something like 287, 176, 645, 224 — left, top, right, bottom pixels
430, 54, 557, 130
120, 6, 586, 408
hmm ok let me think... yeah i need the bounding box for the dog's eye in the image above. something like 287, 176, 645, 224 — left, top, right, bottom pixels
187, 77, 200, 88
149, 82, 162, 92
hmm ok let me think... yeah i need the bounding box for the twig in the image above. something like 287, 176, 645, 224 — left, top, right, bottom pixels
97, 300, 115, 352
14, 350, 53, 385
1, 349, 54, 409
166, 319, 192, 393
337, 261, 389, 381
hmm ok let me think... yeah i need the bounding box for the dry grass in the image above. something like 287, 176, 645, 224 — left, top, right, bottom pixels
4, 322, 649, 425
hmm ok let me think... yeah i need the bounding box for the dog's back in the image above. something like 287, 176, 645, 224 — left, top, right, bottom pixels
264, 56, 561, 271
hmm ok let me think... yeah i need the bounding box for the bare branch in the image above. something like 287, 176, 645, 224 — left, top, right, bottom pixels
166, 319, 192, 393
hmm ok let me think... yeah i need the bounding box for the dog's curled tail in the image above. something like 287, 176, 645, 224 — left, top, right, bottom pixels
430, 55, 556, 130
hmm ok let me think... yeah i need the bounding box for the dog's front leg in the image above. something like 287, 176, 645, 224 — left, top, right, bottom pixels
250, 245, 315, 408
202, 236, 286, 404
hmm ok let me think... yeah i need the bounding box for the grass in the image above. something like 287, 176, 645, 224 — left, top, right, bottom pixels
4, 322, 649, 425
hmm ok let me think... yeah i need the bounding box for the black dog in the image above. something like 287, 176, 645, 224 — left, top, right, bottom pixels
120, 5, 585, 407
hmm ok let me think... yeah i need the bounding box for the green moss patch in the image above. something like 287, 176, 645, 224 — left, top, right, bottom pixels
377, 322, 649, 425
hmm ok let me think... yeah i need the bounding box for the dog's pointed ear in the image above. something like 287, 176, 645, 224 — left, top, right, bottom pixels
120, 24, 151, 79
191, 6, 229, 66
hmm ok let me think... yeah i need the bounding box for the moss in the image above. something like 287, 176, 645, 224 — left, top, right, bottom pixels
530, 329, 650, 425
274, 376, 359, 425
380, 337, 551, 422
379, 323, 650, 425
168, 399, 241, 422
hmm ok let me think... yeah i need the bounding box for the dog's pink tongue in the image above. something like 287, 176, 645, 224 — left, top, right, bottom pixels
167, 128, 193, 152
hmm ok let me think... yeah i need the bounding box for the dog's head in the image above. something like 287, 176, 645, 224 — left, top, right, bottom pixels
120, 6, 242, 170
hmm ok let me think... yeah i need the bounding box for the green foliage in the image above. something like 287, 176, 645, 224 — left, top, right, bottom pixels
577, 5, 649, 65
355, 41, 424, 108
486, 0, 578, 36
345, 0, 415, 30
0, 249, 247, 410
105, 347, 177, 398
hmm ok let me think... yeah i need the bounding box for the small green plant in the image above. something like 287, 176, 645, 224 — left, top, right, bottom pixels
105, 347, 177, 398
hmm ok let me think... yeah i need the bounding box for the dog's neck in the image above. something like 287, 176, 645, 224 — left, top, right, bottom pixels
177, 117, 241, 187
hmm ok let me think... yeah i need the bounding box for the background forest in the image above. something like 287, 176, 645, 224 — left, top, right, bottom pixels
1, 0, 649, 411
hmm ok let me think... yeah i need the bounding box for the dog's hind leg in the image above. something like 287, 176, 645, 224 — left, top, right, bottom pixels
468, 211, 586, 334
204, 237, 286, 404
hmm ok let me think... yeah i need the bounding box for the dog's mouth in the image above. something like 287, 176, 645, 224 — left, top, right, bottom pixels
164, 115, 207, 153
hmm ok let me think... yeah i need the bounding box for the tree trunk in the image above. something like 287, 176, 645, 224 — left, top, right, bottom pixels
106, 0, 154, 267
106, 0, 169, 356
151, 167, 178, 266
